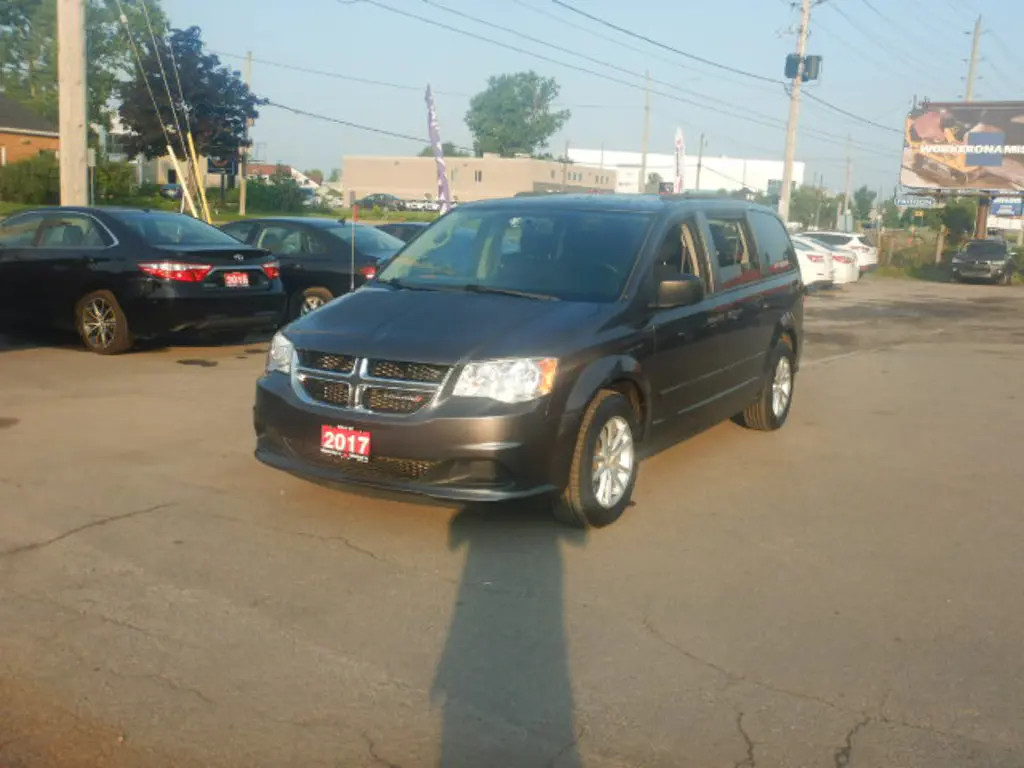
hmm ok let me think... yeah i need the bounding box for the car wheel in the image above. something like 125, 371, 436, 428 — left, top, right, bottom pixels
552, 390, 639, 529
76, 290, 133, 355
736, 336, 795, 431
293, 287, 334, 319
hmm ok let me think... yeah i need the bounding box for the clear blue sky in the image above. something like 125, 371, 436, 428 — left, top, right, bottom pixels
162, 0, 1022, 195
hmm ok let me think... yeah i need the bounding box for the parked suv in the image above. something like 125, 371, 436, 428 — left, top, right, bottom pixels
951, 238, 1017, 285
253, 194, 804, 527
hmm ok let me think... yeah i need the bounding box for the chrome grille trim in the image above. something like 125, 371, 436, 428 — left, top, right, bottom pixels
291, 350, 453, 415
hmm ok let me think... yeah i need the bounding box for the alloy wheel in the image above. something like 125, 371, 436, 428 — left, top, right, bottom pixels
591, 415, 634, 509
772, 356, 793, 418
82, 297, 117, 349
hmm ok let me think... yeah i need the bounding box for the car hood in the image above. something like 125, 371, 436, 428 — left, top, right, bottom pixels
284, 285, 608, 364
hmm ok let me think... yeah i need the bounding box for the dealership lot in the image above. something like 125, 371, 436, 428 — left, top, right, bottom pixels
2, 278, 1023, 767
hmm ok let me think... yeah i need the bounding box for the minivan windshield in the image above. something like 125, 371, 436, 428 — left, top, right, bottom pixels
112, 211, 243, 247
375, 206, 654, 302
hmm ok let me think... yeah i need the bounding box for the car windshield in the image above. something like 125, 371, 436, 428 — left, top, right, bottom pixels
965, 240, 1007, 257
327, 224, 404, 258
113, 211, 241, 246
375, 206, 654, 302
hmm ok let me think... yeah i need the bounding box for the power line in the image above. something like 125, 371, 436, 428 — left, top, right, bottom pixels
803, 92, 901, 134
353, 0, 894, 155
827, 3, 936, 82
550, 0, 778, 84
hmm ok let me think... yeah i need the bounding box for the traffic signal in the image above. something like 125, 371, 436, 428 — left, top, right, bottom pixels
784, 54, 822, 82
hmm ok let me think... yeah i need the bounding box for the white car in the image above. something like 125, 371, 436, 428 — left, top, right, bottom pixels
803, 231, 878, 274
790, 235, 834, 288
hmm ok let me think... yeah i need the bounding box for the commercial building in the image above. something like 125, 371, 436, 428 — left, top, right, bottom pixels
342, 155, 617, 204
0, 94, 59, 166
566, 148, 805, 196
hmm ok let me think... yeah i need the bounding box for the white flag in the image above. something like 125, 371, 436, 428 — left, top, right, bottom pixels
674, 128, 686, 193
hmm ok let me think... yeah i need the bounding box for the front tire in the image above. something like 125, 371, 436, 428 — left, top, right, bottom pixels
76, 290, 132, 355
552, 390, 639, 529
736, 336, 795, 431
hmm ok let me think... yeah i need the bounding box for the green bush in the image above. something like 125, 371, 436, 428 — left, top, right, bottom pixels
0, 153, 60, 204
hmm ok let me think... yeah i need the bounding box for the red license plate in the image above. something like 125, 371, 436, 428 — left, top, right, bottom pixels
224, 271, 250, 287
320, 425, 372, 461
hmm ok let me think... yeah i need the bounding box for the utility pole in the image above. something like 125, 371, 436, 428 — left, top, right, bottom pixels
561, 138, 570, 191
57, 0, 88, 206
779, 0, 811, 221
843, 135, 853, 232
965, 16, 981, 102
695, 133, 706, 190
238, 50, 253, 216
639, 70, 651, 193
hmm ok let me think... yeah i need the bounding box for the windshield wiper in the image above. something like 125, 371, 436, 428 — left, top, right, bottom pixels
376, 277, 435, 291
456, 284, 559, 301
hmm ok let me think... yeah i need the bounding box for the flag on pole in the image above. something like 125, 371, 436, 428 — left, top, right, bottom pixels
674, 128, 686, 194
425, 85, 453, 214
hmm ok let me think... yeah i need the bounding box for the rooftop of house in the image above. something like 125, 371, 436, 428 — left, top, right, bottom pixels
0, 93, 58, 136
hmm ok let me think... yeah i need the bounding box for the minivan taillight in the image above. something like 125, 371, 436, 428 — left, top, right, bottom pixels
262, 261, 281, 280
139, 262, 213, 282
360, 265, 378, 280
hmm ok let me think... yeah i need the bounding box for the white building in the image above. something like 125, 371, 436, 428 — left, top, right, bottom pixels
567, 148, 805, 196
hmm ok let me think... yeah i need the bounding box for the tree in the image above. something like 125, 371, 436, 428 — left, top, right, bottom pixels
852, 185, 877, 222
303, 169, 324, 184
0, 0, 169, 127
881, 199, 901, 228
464, 71, 570, 157
941, 198, 977, 242
117, 26, 262, 161
645, 172, 664, 193
328, 168, 341, 182
418, 141, 470, 157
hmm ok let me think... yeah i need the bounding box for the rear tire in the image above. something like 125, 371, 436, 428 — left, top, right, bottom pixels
735, 336, 795, 431
76, 290, 132, 355
551, 391, 639, 529
292, 287, 334, 319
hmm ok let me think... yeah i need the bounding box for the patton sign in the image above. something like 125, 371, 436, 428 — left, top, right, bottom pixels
900, 101, 1024, 192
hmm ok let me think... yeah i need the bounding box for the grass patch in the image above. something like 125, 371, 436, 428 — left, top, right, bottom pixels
874, 263, 952, 282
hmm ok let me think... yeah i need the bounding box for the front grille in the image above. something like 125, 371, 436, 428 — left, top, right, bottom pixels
298, 351, 356, 374
300, 377, 351, 407
368, 359, 449, 384
287, 440, 437, 481
363, 386, 430, 414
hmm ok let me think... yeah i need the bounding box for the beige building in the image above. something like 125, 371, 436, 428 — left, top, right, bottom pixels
342, 154, 617, 204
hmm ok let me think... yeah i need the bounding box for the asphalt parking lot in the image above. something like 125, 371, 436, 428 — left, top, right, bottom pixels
2, 276, 1023, 768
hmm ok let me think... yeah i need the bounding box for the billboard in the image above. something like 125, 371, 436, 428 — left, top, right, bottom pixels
900, 101, 1024, 192
992, 196, 1023, 217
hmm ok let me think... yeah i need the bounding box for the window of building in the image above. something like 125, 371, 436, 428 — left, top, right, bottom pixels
551, 170, 556, 179
474, 170, 483, 182
707, 216, 760, 290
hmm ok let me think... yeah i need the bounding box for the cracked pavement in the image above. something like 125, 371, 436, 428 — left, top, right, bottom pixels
1, 278, 1024, 767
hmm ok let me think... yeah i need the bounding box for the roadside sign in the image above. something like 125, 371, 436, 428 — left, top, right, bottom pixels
207, 155, 238, 176
991, 196, 1023, 217
895, 195, 942, 208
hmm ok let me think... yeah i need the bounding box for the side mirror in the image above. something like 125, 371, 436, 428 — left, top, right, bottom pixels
654, 275, 704, 308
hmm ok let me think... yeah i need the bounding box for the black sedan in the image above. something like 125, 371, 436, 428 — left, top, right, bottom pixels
0, 207, 286, 354
220, 217, 404, 319
376, 221, 430, 243
352, 193, 406, 212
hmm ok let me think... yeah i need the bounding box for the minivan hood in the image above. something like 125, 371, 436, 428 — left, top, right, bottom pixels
284, 285, 607, 364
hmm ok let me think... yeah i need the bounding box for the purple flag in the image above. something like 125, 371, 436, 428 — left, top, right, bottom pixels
425, 85, 453, 214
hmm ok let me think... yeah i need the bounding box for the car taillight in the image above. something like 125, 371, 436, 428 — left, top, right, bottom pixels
360, 264, 378, 280
139, 262, 213, 282
835, 254, 852, 263
807, 254, 824, 263
262, 261, 281, 279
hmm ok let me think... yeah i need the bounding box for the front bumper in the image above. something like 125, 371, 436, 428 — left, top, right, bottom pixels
253, 372, 572, 501
952, 263, 1007, 281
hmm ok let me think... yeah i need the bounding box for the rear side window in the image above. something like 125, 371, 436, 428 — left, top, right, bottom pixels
221, 221, 257, 243
0, 213, 46, 246
707, 216, 760, 290
38, 215, 110, 248
750, 211, 797, 274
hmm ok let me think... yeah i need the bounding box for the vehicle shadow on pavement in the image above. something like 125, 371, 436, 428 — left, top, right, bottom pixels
432, 501, 586, 768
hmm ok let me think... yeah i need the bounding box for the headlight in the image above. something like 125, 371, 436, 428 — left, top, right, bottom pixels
952, 254, 964, 263
453, 358, 558, 403
266, 332, 293, 375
